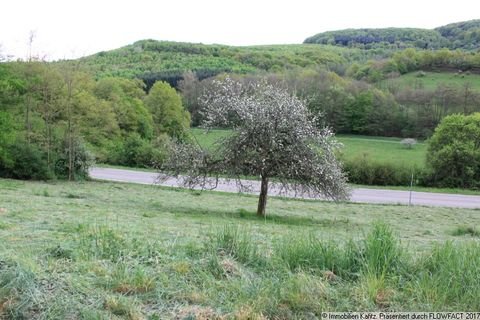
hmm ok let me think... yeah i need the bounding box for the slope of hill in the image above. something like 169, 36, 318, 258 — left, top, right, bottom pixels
304, 28, 447, 49
304, 19, 480, 50
435, 19, 480, 50
75, 40, 385, 86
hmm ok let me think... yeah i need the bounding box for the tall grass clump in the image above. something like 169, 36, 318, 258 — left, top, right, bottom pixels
412, 241, 480, 308
208, 225, 263, 267
362, 221, 404, 277
274, 234, 362, 278
451, 225, 480, 237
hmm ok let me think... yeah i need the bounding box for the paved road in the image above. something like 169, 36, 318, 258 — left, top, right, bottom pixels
89, 167, 480, 209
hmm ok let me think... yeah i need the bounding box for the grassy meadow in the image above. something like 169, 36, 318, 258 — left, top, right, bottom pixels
1, 178, 480, 318
388, 71, 480, 91
191, 128, 427, 168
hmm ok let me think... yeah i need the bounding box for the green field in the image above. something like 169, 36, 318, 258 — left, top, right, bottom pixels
1, 178, 480, 318
191, 128, 427, 168
388, 71, 480, 90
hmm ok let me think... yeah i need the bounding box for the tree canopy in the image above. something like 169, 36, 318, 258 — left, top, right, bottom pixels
161, 78, 349, 216
427, 113, 480, 188
144, 81, 190, 139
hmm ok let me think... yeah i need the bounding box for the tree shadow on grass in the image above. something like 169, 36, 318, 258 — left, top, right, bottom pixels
149, 202, 351, 227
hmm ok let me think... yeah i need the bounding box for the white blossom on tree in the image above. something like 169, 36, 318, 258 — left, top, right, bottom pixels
160, 78, 350, 216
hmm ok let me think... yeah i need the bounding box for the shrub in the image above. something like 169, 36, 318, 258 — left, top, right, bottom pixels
105, 133, 168, 168
426, 113, 480, 188
0, 140, 53, 180
416, 71, 427, 77
54, 137, 94, 180
343, 155, 415, 186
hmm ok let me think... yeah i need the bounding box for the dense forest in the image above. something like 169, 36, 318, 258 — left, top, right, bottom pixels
72, 40, 389, 87
305, 19, 480, 50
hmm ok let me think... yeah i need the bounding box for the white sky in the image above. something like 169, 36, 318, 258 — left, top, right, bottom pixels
1, 0, 479, 60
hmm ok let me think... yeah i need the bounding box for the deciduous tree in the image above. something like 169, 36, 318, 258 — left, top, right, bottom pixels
145, 81, 190, 139
161, 78, 349, 216
427, 113, 480, 188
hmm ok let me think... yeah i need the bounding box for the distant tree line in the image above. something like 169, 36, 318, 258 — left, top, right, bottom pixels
178, 68, 480, 139
347, 48, 480, 83
304, 28, 447, 50
305, 20, 480, 50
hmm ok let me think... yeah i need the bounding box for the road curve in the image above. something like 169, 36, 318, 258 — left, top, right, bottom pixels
89, 167, 480, 209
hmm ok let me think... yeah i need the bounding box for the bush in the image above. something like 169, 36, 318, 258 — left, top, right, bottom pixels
0, 140, 53, 180
343, 155, 416, 186
54, 137, 94, 180
106, 133, 168, 168
416, 71, 427, 77
426, 113, 480, 188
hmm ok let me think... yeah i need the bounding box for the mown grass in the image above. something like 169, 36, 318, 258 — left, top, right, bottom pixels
1, 178, 480, 318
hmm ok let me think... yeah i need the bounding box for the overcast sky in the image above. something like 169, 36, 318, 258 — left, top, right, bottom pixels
1, 0, 479, 60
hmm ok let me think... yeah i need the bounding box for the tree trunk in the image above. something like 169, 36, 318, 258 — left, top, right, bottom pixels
25, 94, 31, 144
257, 175, 269, 217
68, 119, 73, 181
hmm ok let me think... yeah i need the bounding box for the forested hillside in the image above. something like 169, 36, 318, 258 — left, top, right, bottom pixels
305, 19, 480, 50
73, 40, 386, 87
304, 28, 447, 49
435, 19, 480, 50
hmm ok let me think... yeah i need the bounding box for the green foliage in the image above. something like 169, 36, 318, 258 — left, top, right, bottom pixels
94, 77, 153, 139
54, 137, 94, 180
0, 139, 53, 180
0, 63, 25, 106
112, 132, 168, 168
305, 20, 480, 51
435, 19, 480, 50
144, 81, 190, 139
343, 156, 416, 186
72, 40, 358, 83
304, 27, 447, 49
426, 113, 480, 188
0, 111, 16, 166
